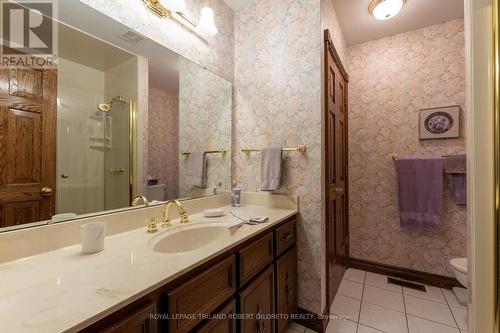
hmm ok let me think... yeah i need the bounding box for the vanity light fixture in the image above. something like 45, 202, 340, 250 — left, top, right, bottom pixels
197, 7, 218, 36
369, 0, 406, 21
141, 0, 218, 36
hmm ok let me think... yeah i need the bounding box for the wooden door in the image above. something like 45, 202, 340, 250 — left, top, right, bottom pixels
324, 30, 349, 306
0, 67, 57, 228
238, 266, 275, 333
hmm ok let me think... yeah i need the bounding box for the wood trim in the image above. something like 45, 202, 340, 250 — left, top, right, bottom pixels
349, 258, 461, 289
293, 305, 329, 333
324, 30, 349, 82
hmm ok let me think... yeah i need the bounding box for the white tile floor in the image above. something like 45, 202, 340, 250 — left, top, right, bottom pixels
286, 268, 468, 333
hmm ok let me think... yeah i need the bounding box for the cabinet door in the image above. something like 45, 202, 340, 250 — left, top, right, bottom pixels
194, 300, 237, 333
238, 266, 275, 333
275, 247, 298, 333
168, 255, 236, 333
104, 302, 157, 333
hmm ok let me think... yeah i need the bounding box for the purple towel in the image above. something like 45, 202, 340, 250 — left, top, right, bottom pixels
444, 155, 467, 205
396, 156, 444, 231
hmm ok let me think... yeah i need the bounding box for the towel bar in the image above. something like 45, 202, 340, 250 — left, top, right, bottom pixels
241, 145, 307, 156
392, 153, 461, 161
181, 149, 227, 156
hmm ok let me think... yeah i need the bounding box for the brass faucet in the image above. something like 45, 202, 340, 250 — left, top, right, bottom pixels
131, 195, 151, 207
162, 200, 189, 227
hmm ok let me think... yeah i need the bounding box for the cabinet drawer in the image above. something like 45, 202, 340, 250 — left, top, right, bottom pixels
275, 247, 298, 333
238, 266, 275, 333
274, 220, 296, 257
168, 255, 236, 333
193, 300, 237, 333
238, 233, 273, 286
101, 302, 157, 333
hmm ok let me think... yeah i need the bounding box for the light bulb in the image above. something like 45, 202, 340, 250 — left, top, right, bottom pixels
197, 7, 218, 36
370, 0, 405, 21
168, 0, 186, 12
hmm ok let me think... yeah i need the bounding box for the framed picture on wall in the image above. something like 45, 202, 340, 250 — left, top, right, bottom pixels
419, 105, 460, 140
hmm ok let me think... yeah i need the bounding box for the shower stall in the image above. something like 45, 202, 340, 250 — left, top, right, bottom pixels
56, 55, 139, 216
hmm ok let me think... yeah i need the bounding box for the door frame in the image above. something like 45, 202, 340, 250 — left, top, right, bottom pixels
323, 29, 350, 308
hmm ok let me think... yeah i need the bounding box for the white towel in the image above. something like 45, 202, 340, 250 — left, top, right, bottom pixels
186, 152, 207, 187
260, 147, 282, 191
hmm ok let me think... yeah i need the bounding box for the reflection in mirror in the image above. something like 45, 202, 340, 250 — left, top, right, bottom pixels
0, 1, 232, 231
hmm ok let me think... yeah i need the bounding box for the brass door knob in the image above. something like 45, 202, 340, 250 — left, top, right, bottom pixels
335, 187, 344, 193
40, 187, 53, 196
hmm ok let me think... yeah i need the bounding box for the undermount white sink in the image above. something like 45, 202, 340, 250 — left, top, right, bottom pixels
150, 223, 232, 254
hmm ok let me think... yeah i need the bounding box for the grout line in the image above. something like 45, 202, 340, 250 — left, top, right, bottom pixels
402, 291, 448, 305
357, 323, 388, 333
355, 271, 367, 333
362, 299, 406, 314
401, 282, 410, 333
440, 288, 461, 329
406, 313, 463, 330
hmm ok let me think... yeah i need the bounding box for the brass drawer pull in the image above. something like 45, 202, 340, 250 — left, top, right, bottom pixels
40, 187, 53, 196
256, 304, 266, 333
282, 232, 293, 241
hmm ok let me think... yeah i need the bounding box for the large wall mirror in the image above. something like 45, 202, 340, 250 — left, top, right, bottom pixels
0, 1, 232, 232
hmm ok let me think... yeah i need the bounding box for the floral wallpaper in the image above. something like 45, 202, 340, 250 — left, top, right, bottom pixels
148, 88, 179, 200
321, 0, 347, 64
234, 0, 323, 313
347, 19, 466, 277
80, 0, 235, 82
178, 58, 232, 198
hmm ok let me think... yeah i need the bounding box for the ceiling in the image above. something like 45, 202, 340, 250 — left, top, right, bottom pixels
332, 0, 464, 46
59, 0, 180, 92
59, 24, 133, 72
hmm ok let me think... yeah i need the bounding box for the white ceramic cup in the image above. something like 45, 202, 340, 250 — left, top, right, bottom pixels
80, 222, 106, 254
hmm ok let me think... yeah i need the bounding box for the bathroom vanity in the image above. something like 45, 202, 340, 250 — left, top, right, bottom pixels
80, 217, 297, 333
0, 193, 299, 333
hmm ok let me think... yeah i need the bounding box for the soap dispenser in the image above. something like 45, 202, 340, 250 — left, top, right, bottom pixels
231, 181, 241, 207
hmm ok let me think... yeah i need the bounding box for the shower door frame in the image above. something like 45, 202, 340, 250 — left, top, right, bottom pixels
129, 100, 137, 204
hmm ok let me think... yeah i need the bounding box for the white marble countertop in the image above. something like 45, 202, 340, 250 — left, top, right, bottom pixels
0, 205, 297, 333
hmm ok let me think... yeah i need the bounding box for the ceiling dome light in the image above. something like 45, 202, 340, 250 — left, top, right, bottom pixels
369, 0, 406, 21
168, 0, 186, 12
197, 7, 218, 36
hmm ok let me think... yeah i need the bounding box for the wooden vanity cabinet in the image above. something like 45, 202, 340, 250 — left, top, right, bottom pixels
193, 300, 237, 333
77, 217, 298, 333
237, 232, 274, 286
104, 302, 157, 333
238, 265, 275, 333
275, 247, 298, 333
79, 301, 157, 333
167, 255, 236, 333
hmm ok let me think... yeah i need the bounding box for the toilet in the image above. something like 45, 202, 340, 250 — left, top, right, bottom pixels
147, 184, 166, 201
450, 257, 468, 306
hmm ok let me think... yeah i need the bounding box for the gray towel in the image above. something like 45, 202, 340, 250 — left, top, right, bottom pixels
260, 147, 282, 191
444, 154, 467, 205
186, 152, 207, 188
396, 156, 443, 231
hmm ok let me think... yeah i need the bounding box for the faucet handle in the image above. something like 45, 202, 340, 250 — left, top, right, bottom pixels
161, 216, 172, 228
146, 218, 158, 233
180, 214, 189, 224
